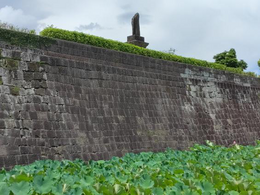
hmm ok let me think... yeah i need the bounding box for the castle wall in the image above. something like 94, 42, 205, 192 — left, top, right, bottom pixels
0, 40, 260, 168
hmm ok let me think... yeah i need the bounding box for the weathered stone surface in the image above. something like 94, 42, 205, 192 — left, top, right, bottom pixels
0, 39, 260, 169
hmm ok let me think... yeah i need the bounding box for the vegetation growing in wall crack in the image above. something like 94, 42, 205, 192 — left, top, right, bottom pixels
40, 27, 255, 77
9, 86, 20, 96
2, 59, 19, 71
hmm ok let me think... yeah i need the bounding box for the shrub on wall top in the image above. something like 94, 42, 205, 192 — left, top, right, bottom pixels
0, 27, 255, 77
0, 28, 55, 48
40, 27, 253, 77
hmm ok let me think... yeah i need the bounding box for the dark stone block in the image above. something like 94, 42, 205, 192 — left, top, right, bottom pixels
0, 121, 5, 129
37, 139, 45, 146
4, 155, 16, 167
32, 121, 44, 130
20, 146, 32, 154
23, 72, 34, 81
43, 121, 52, 130
27, 154, 39, 164
29, 112, 38, 120
47, 131, 56, 138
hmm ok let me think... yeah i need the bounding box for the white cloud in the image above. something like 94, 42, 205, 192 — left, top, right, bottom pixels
0, 6, 37, 29
77, 23, 103, 31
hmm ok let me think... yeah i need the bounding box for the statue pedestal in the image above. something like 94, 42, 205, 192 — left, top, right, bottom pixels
127, 35, 149, 48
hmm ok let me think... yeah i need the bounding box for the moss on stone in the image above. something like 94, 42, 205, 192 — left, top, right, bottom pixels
4, 59, 19, 70
38, 61, 48, 65
0, 28, 56, 49
0, 59, 3, 67
10, 86, 20, 96
186, 85, 191, 91
0, 77, 2, 85
28, 62, 40, 71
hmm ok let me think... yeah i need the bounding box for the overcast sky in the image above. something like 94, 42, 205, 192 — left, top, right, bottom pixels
1, 0, 260, 73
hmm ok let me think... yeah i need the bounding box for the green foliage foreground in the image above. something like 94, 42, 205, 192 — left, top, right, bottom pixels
1, 141, 260, 194
39, 27, 255, 78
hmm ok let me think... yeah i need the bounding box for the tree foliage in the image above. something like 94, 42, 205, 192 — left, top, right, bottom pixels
257, 59, 260, 68
213, 48, 247, 70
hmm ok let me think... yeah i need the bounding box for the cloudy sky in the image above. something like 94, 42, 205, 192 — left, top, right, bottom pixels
0, 0, 260, 73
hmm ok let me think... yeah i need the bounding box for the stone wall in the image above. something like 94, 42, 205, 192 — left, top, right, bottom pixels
0, 40, 260, 169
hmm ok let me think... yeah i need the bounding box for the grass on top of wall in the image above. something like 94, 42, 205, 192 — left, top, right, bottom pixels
0, 28, 56, 48
40, 27, 255, 77
0, 27, 256, 78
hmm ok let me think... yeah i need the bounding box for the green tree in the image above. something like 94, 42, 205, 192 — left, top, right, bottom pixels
258, 59, 260, 68
213, 48, 247, 70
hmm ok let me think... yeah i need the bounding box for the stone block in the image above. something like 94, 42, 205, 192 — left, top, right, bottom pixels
0, 120, 5, 129
127, 35, 149, 48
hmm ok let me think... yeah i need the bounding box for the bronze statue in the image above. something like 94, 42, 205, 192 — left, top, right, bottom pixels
131, 13, 140, 36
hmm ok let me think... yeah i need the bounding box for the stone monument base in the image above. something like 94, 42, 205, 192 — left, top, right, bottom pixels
127, 35, 149, 48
